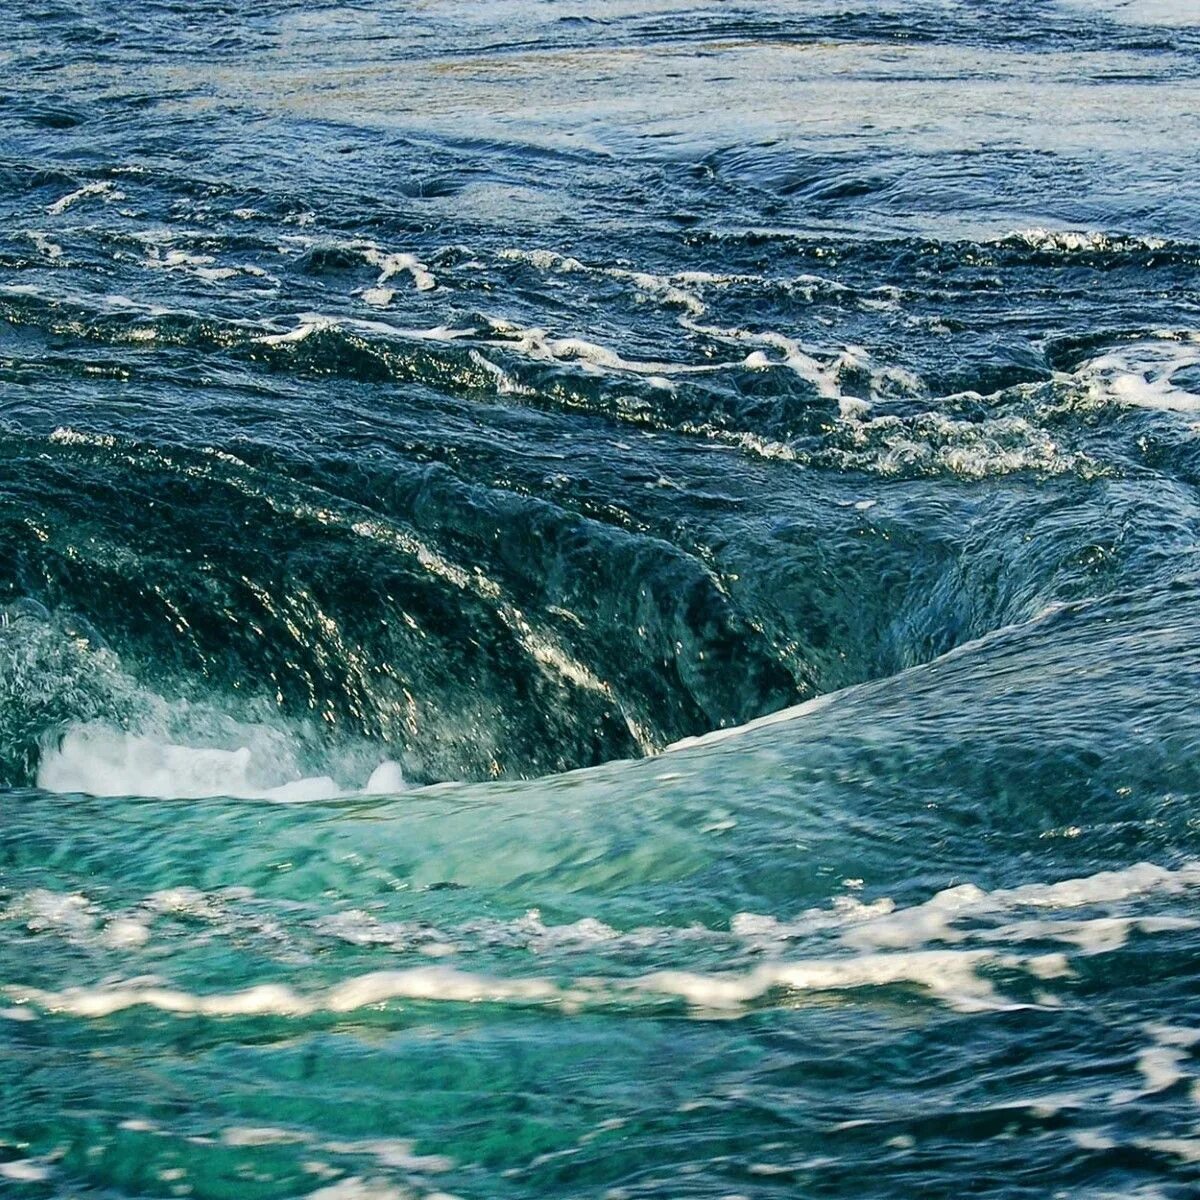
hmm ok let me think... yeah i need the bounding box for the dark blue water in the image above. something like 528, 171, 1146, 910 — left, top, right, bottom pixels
3, 2, 1200, 1197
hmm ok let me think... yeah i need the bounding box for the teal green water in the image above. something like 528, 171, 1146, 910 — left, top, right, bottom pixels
3, 2, 1200, 1196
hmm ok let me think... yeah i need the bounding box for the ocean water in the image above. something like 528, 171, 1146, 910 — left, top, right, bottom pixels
2, 1, 1200, 1196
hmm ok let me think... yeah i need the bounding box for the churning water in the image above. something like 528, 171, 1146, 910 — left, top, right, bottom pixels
2, 2, 1200, 1196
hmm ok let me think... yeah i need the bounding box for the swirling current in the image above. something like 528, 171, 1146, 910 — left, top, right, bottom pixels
3, 2, 1200, 1197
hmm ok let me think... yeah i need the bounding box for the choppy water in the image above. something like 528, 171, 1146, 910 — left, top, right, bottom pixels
3, 2, 1200, 1196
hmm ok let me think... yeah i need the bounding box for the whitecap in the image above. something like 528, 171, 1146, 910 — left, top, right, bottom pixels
36, 724, 403, 802
1072, 338, 1200, 412
46, 180, 122, 215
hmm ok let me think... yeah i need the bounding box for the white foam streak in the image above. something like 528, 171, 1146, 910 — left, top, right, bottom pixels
27, 231, 64, 259
496, 247, 853, 321
6, 946, 1067, 1021
821, 861, 1200, 952
0, 1160, 52, 1183
142, 245, 276, 286
1004, 227, 1169, 254
1074, 339, 1200, 412
11, 967, 561, 1019
46, 180, 122, 215
10, 858, 1192, 1023
361, 248, 437, 293
635, 948, 1042, 1013
483, 317, 723, 378
273, 234, 437, 305
36, 725, 403, 802
684, 319, 849, 398
254, 313, 475, 347
498, 247, 710, 316
254, 313, 340, 345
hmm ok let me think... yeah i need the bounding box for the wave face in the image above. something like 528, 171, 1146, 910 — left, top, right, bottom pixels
4, 2, 1200, 1198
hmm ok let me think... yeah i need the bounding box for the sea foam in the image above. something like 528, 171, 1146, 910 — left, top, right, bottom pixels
37, 724, 403, 802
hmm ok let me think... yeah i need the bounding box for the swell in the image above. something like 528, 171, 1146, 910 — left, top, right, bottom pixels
0, 426, 797, 786
5, 295, 1200, 788
0, 281, 1128, 478
5, 370, 1198, 792
5, 160, 1200, 791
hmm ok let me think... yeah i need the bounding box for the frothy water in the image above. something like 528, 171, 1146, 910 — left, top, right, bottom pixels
36, 725, 405, 802
3, 1, 1200, 1198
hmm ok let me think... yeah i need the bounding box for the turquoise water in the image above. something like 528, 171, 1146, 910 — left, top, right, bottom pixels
3, 2, 1200, 1196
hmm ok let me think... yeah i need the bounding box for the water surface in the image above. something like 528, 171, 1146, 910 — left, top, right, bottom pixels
3, 2, 1200, 1196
